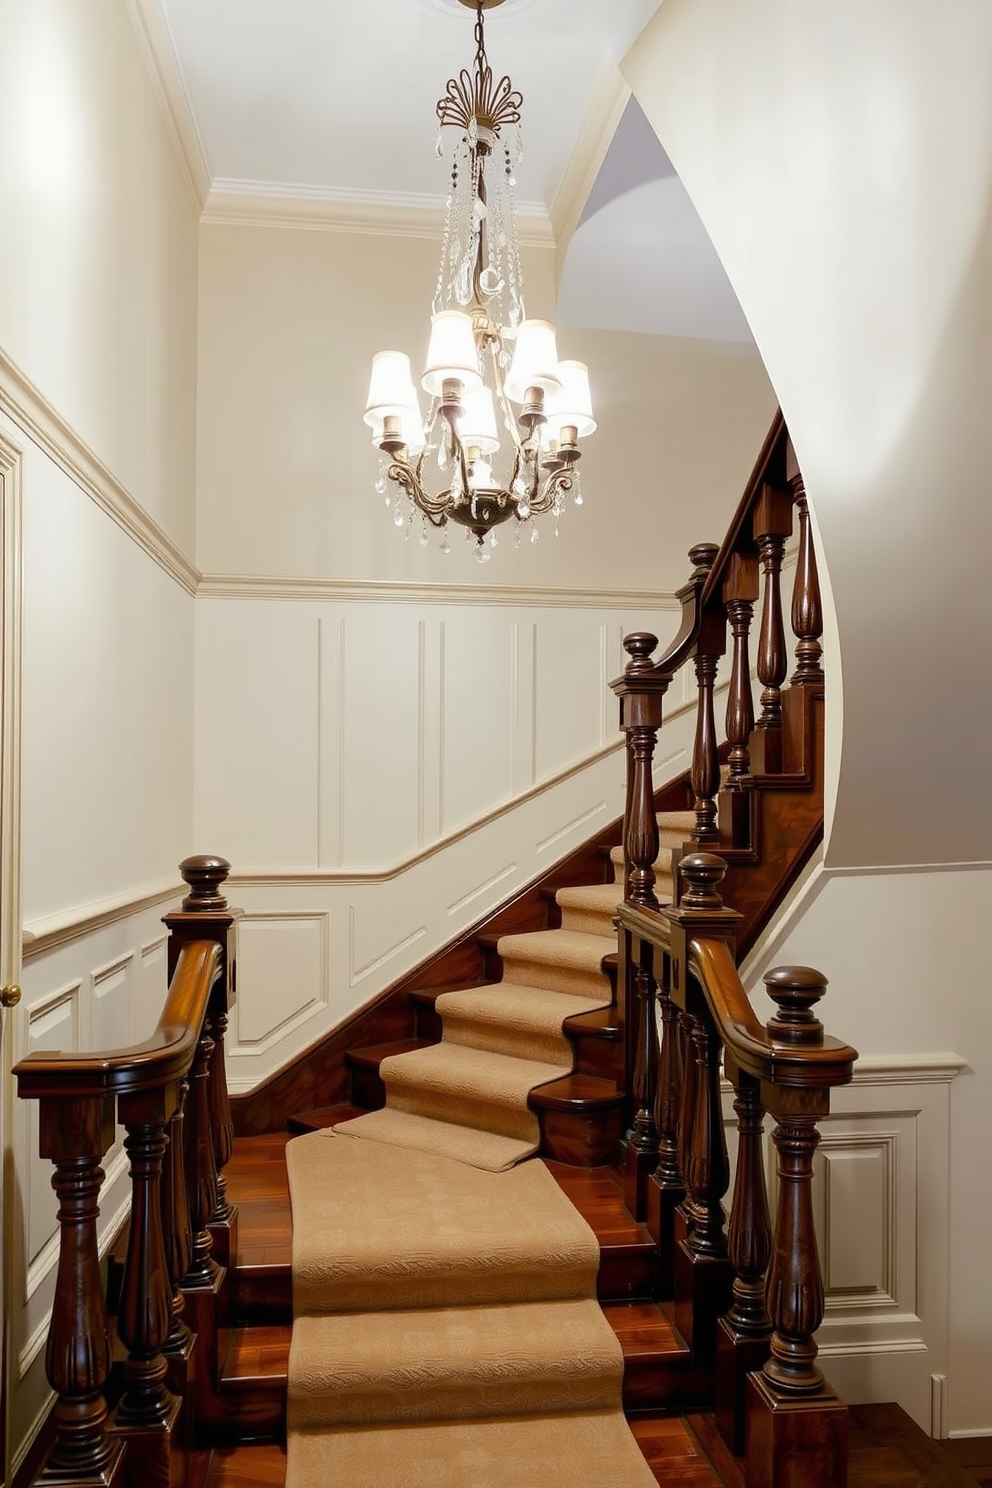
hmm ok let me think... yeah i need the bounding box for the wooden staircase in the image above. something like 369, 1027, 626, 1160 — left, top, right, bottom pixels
22, 413, 977, 1488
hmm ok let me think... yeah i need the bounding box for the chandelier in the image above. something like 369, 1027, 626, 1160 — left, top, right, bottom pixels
363, 0, 596, 561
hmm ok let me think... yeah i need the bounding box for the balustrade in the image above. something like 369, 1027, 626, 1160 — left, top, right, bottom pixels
15, 855, 239, 1488
616, 844, 855, 1481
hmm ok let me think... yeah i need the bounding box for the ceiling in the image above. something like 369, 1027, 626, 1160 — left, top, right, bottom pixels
154, 0, 753, 344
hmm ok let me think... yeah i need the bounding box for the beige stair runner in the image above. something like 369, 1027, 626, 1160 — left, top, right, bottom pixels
287, 812, 695, 1488
336, 809, 691, 1171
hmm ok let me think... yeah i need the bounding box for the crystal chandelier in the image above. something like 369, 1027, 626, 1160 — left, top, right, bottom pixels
363, 0, 596, 561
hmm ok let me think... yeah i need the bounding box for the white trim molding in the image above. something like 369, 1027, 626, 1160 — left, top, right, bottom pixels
0, 350, 200, 596
550, 70, 631, 276
196, 572, 681, 610
123, 0, 212, 211
22, 882, 184, 959
203, 180, 555, 247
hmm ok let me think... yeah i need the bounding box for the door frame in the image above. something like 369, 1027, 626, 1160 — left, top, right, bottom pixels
0, 430, 24, 1487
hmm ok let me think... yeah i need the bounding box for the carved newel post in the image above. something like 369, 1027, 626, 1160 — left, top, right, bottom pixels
162, 856, 241, 1430
746, 966, 856, 1488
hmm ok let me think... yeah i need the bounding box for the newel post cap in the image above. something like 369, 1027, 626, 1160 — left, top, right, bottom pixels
764, 965, 826, 1045
179, 855, 231, 912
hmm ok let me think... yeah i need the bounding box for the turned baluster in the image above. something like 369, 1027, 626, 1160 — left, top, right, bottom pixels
716, 1067, 774, 1452
762, 966, 830, 1394
681, 1011, 730, 1261
39, 1097, 124, 1485
625, 947, 660, 1220
752, 485, 794, 770
725, 1073, 773, 1338
675, 1010, 697, 1234
208, 1004, 235, 1226
787, 444, 825, 687
115, 1091, 177, 1426
181, 1018, 220, 1290
723, 552, 759, 785
688, 546, 723, 845
648, 957, 685, 1296
160, 1079, 193, 1355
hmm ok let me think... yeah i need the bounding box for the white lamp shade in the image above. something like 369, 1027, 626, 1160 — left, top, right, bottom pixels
364, 350, 419, 425
457, 386, 500, 454
504, 319, 562, 404
422, 311, 482, 396
548, 360, 596, 438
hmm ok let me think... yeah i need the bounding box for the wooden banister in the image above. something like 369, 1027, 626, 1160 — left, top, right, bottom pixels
616, 854, 856, 1484
15, 855, 239, 1488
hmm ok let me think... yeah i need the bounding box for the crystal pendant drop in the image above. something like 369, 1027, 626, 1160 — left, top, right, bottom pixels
530, 525, 539, 544
394, 506, 405, 528
474, 543, 491, 565
441, 528, 451, 554
573, 471, 583, 506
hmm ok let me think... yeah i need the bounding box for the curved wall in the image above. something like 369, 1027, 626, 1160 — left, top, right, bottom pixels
624, 0, 992, 871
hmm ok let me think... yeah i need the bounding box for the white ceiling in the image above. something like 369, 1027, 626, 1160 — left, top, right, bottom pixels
154, 0, 752, 344
157, 0, 662, 210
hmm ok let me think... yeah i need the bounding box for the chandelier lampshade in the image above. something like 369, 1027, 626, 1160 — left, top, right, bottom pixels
364, 0, 595, 560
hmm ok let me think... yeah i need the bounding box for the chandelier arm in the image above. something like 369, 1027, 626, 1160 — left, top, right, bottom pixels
528, 464, 575, 516
387, 459, 455, 519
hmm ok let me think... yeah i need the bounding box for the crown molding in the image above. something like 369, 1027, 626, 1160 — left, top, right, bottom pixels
550, 69, 631, 280
202, 179, 555, 247
196, 572, 680, 610
123, 0, 211, 213
0, 348, 200, 596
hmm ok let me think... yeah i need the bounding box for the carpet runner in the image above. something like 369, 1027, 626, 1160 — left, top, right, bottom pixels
286, 813, 693, 1488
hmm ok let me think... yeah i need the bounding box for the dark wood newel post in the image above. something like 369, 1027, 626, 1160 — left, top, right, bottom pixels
746, 965, 855, 1488
611, 636, 671, 1142
37, 1096, 125, 1486
163, 855, 240, 1269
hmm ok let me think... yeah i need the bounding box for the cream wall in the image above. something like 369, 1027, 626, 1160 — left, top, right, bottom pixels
0, 1, 199, 1470
193, 214, 776, 1090
195, 220, 775, 589
624, 0, 992, 1435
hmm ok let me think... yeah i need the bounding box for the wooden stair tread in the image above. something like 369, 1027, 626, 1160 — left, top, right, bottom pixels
529, 1072, 624, 1112
222, 1325, 290, 1388
345, 1038, 433, 1068
286, 1102, 364, 1134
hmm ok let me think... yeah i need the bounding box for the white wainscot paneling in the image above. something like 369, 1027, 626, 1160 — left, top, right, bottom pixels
137, 934, 169, 1042
722, 1059, 960, 1433
233, 913, 329, 1055
338, 609, 422, 867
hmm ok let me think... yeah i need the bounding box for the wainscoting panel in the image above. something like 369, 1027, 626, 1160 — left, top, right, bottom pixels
810, 1062, 958, 1431
233, 913, 330, 1053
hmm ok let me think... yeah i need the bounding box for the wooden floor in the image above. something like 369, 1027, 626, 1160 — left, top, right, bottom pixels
218, 1137, 990, 1488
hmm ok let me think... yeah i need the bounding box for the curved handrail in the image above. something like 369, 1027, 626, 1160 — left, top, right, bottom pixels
689, 936, 857, 1088
14, 940, 222, 1099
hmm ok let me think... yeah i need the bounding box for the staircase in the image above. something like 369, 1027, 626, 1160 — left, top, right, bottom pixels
15, 413, 899, 1488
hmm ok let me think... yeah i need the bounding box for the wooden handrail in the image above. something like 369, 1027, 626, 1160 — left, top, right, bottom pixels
15, 940, 222, 1098
15, 855, 240, 1488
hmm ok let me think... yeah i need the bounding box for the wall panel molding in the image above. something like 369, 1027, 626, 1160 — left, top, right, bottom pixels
0, 350, 199, 595
22, 881, 183, 959
197, 572, 680, 610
